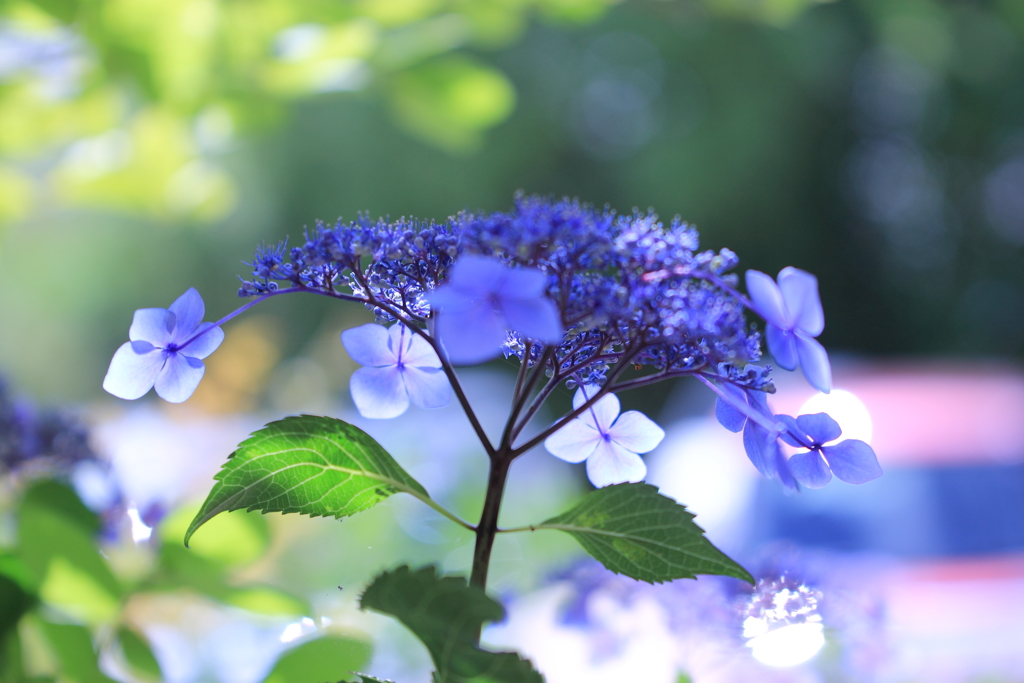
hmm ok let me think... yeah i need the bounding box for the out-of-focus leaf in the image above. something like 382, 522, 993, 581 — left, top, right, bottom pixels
116, 626, 161, 680
20, 480, 100, 535
0, 166, 34, 223
263, 636, 372, 683
224, 587, 308, 617
537, 483, 754, 584
161, 506, 270, 567
0, 574, 36, 642
386, 56, 515, 153
186, 415, 430, 546
351, 676, 395, 683
38, 620, 116, 683
18, 486, 122, 623
39, 557, 119, 624
360, 565, 543, 683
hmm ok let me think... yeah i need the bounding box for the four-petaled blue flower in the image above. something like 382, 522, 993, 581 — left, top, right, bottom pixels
545, 386, 665, 488
341, 323, 451, 419
103, 288, 224, 403
715, 386, 799, 492
776, 413, 882, 488
426, 254, 563, 365
746, 267, 831, 394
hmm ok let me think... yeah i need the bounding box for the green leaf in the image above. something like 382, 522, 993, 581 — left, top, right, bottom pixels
116, 627, 161, 680
360, 566, 543, 683
263, 636, 372, 683
20, 481, 101, 536
38, 620, 117, 683
0, 573, 36, 642
186, 415, 430, 546
537, 483, 753, 584
351, 676, 394, 683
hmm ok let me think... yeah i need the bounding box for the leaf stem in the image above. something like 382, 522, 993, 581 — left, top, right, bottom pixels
404, 489, 476, 533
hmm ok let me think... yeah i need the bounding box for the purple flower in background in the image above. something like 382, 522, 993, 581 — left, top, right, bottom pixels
777, 413, 881, 488
715, 385, 799, 492
426, 254, 563, 365
341, 323, 451, 419
545, 386, 665, 488
746, 268, 831, 393
103, 288, 224, 403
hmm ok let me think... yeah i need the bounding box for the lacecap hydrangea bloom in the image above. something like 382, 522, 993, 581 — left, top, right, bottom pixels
106, 194, 880, 491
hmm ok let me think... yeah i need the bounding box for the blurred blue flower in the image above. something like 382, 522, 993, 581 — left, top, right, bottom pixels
341, 323, 451, 418
777, 413, 882, 488
103, 288, 224, 403
545, 385, 664, 487
746, 268, 831, 393
426, 254, 563, 365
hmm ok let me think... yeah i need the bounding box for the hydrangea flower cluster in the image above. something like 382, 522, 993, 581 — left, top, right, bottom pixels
104, 194, 881, 491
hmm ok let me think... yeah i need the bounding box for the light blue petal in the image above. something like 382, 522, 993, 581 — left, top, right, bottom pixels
544, 419, 601, 464
796, 412, 841, 445
154, 353, 205, 403
497, 266, 549, 299
771, 446, 800, 493
745, 270, 790, 329
103, 341, 165, 400
586, 440, 647, 488
168, 288, 205, 340
823, 440, 882, 484
447, 253, 506, 294
572, 384, 603, 411
778, 267, 824, 337
342, 324, 397, 367
609, 411, 664, 454
500, 296, 563, 344
180, 323, 224, 359
425, 285, 476, 314
402, 366, 451, 410
436, 303, 507, 365
715, 395, 746, 433
742, 421, 774, 478
350, 366, 408, 418
775, 414, 805, 448
795, 333, 832, 394
766, 325, 799, 371
574, 391, 620, 433
129, 308, 174, 346
787, 450, 832, 488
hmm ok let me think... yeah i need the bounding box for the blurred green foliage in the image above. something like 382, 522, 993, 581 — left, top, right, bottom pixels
0, 479, 371, 683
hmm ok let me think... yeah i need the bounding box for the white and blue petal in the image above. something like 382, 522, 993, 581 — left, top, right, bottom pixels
795, 333, 832, 394
342, 324, 399, 367
402, 366, 451, 411
586, 440, 647, 488
544, 419, 602, 464
787, 450, 832, 489
608, 411, 664, 454
497, 265, 549, 299
129, 308, 174, 346
775, 414, 806, 448
778, 267, 824, 337
168, 287, 206, 340
745, 270, 790, 329
398, 328, 443, 368
180, 323, 224, 359
154, 353, 206, 403
823, 439, 882, 484
447, 253, 507, 294
573, 388, 620, 433
350, 365, 409, 418
716, 396, 747, 432
103, 341, 165, 400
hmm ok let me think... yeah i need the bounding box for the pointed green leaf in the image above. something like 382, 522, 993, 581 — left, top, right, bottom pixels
360, 566, 544, 683
537, 483, 753, 584
185, 416, 430, 546
263, 635, 372, 683
352, 676, 394, 683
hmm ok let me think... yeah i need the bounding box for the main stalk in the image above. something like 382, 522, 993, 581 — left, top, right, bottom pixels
469, 450, 513, 590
